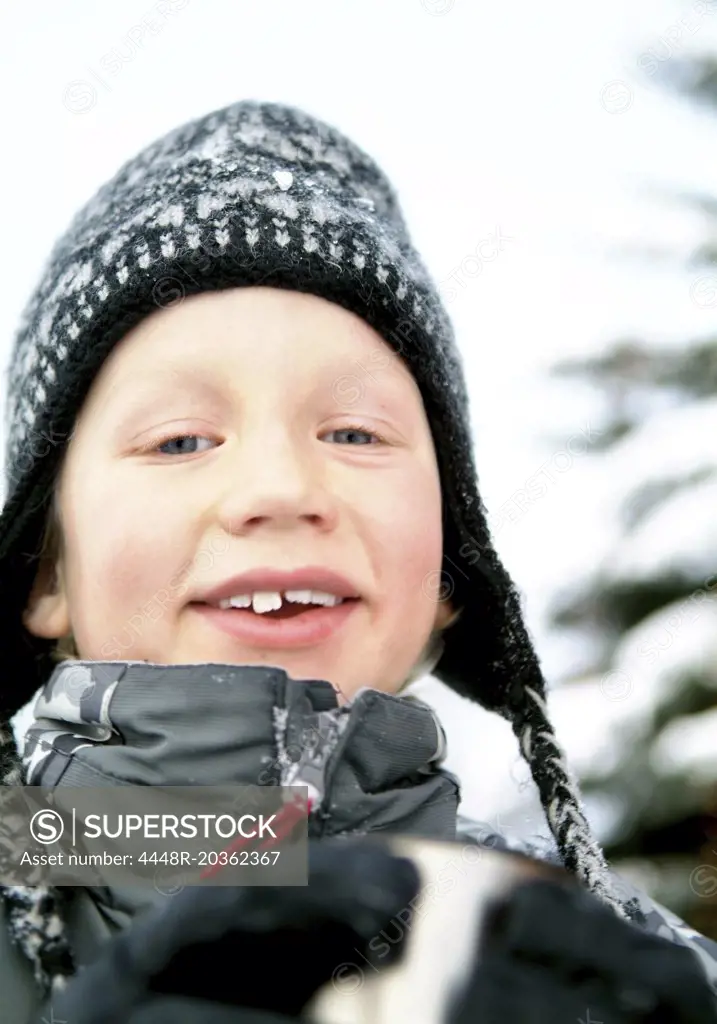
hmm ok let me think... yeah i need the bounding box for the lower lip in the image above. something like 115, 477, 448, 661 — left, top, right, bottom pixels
191, 600, 360, 649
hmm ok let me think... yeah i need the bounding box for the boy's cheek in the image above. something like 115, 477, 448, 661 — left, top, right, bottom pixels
168, 567, 192, 599
152, 589, 174, 615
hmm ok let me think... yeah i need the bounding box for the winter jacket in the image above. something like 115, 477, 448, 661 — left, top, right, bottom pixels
2, 661, 717, 1022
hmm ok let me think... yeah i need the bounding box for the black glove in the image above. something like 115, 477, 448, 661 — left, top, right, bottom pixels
448, 876, 717, 1023
40, 839, 420, 1024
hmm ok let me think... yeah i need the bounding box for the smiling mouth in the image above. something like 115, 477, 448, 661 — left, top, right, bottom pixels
191, 596, 362, 649
206, 599, 360, 620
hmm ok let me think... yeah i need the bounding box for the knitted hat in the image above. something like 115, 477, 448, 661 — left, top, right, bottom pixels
0, 99, 641, 996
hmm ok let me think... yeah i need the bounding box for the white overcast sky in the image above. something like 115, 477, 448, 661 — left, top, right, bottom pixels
4, 0, 717, 819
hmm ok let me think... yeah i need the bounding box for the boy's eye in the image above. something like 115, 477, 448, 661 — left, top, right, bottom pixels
154, 435, 216, 456
322, 426, 384, 446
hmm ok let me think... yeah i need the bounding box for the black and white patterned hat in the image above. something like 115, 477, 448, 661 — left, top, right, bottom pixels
0, 101, 637, 967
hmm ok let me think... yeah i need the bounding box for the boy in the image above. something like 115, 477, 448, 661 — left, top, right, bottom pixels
0, 99, 715, 1021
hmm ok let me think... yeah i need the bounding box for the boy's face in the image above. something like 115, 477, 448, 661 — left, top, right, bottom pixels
24, 287, 453, 700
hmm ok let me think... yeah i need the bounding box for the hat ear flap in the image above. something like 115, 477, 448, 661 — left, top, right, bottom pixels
508, 682, 644, 923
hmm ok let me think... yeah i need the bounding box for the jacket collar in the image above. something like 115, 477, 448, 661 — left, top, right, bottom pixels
23, 660, 459, 841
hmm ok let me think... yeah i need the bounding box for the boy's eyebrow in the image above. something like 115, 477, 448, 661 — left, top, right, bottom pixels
106, 356, 413, 427
106, 367, 231, 423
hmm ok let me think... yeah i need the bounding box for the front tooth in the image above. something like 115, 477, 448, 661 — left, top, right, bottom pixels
252, 591, 283, 614
284, 589, 314, 605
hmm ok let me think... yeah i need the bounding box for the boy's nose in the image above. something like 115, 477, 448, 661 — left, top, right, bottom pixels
214, 436, 339, 536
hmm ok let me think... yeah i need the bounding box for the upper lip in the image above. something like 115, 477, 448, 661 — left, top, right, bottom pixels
195, 567, 362, 604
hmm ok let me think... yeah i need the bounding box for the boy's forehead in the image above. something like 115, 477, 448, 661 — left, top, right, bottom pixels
87, 328, 413, 425
100, 313, 409, 394
108, 342, 405, 389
